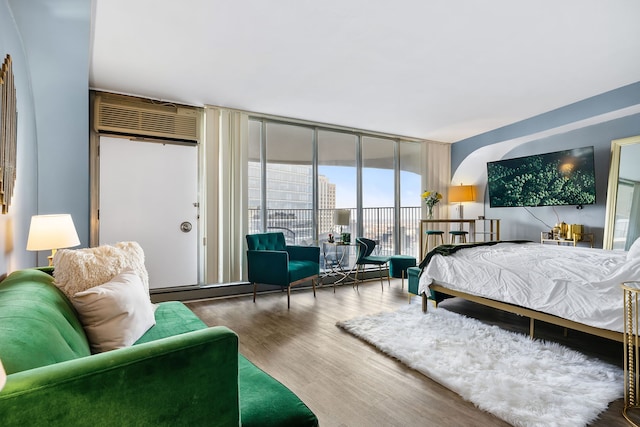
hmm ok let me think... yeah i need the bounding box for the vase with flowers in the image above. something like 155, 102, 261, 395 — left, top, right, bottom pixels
422, 190, 442, 219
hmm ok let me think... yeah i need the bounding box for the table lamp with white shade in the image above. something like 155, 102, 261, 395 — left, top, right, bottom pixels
335, 209, 351, 243
26, 214, 80, 266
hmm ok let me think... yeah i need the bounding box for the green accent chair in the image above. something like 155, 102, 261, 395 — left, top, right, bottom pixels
449, 230, 468, 243
354, 237, 390, 290
246, 232, 320, 308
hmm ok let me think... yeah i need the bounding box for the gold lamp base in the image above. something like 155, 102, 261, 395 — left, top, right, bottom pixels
47, 248, 58, 267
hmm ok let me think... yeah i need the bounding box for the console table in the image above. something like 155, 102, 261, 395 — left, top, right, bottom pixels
419, 219, 501, 260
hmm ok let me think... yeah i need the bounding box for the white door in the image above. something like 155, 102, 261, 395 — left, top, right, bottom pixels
99, 136, 199, 289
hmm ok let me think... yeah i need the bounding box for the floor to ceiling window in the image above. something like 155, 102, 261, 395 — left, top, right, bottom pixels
248, 117, 423, 262
248, 121, 314, 245
362, 136, 395, 257
399, 141, 422, 256
318, 130, 357, 238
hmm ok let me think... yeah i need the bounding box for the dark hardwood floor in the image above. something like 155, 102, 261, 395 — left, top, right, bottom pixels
187, 279, 629, 427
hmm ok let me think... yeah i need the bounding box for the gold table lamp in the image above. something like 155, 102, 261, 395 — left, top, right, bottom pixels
449, 184, 476, 218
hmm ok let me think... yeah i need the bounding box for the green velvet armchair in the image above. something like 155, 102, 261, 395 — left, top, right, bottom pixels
246, 232, 320, 308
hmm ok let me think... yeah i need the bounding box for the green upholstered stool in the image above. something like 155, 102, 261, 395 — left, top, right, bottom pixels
424, 230, 445, 254
407, 266, 453, 313
449, 230, 468, 244
388, 255, 417, 289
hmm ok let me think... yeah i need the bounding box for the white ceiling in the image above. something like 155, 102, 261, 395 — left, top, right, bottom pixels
89, 0, 640, 143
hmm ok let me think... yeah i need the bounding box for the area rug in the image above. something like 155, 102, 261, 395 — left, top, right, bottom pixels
336, 304, 623, 427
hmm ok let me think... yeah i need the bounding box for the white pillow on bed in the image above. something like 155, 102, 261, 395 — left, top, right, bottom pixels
628, 238, 640, 261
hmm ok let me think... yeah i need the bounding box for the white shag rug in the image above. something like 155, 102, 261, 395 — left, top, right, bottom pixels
337, 304, 623, 427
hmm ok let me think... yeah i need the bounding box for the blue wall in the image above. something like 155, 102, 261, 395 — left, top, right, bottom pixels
0, 0, 38, 275
452, 82, 640, 247
0, 0, 90, 274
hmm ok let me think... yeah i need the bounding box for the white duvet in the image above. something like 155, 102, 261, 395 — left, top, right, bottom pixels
418, 242, 640, 333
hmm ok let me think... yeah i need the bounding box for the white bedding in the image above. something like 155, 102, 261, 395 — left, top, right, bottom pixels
418, 242, 640, 333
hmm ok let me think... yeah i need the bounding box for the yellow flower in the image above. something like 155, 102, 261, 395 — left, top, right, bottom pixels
422, 190, 443, 207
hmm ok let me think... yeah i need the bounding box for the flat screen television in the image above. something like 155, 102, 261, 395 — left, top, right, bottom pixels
487, 146, 596, 208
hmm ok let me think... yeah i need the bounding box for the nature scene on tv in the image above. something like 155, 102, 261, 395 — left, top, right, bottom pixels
487, 147, 596, 207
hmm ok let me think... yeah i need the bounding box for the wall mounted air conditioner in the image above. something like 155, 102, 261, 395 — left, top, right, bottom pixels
94, 93, 200, 142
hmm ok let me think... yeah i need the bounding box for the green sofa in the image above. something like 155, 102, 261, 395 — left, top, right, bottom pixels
0, 269, 318, 427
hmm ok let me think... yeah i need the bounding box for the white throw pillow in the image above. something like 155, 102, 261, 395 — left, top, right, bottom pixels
72, 270, 156, 353
53, 241, 149, 299
628, 237, 640, 261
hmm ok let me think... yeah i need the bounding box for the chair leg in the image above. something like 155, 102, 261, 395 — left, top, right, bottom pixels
287, 285, 291, 309
312, 278, 317, 298
354, 265, 358, 288
386, 264, 390, 288
253, 283, 257, 303
379, 265, 384, 291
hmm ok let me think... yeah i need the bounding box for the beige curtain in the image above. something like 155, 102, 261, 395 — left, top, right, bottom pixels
204, 106, 249, 283
422, 141, 451, 219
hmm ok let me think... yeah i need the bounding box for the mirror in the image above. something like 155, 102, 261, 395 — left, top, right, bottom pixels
603, 135, 640, 250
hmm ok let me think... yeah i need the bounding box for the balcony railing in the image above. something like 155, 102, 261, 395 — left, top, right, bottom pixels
248, 207, 422, 262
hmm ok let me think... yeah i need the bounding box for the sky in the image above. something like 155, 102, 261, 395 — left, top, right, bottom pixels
320, 166, 421, 208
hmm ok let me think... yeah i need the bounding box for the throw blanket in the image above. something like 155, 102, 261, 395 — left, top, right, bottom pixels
418, 240, 531, 269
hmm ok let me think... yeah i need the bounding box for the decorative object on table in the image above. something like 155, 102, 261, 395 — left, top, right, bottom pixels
334, 209, 351, 234
566, 224, 583, 240
340, 232, 350, 244
0, 54, 17, 214
337, 304, 623, 427
26, 214, 81, 266
328, 233, 334, 243
421, 190, 442, 219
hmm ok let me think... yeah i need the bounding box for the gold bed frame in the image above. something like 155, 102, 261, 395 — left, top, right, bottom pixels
420, 282, 623, 343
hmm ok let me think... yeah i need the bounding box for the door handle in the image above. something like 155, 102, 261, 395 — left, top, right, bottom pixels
180, 221, 193, 233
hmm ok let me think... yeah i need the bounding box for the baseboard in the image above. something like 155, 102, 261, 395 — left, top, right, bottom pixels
150, 268, 389, 303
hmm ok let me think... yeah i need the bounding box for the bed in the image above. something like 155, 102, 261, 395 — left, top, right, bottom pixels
417, 240, 640, 342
